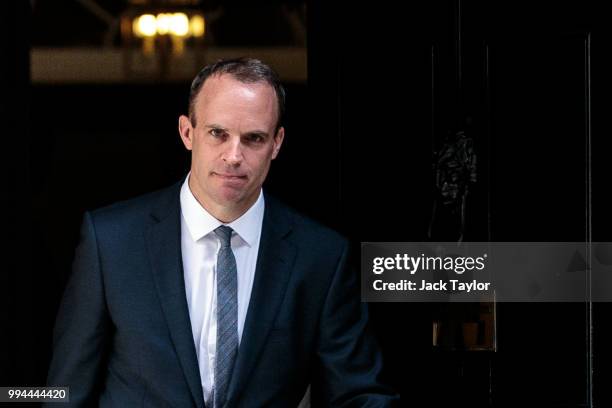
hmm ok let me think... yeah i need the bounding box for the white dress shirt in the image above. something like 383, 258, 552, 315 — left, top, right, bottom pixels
180, 174, 264, 404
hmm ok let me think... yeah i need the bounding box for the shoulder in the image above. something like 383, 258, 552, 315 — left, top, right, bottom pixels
264, 194, 348, 253
88, 180, 182, 230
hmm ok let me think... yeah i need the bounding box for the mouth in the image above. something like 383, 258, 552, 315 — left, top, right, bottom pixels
212, 172, 248, 181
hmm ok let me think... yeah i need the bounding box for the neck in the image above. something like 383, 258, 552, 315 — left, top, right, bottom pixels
188, 177, 258, 223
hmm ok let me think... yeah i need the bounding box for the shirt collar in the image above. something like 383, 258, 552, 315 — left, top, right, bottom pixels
179, 173, 264, 247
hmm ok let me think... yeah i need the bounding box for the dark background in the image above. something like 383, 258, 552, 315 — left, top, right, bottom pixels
2, 0, 611, 406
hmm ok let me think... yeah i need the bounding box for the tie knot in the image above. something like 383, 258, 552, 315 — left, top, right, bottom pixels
214, 225, 233, 247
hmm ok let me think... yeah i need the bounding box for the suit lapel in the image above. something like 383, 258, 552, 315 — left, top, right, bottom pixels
225, 196, 297, 405
146, 183, 205, 408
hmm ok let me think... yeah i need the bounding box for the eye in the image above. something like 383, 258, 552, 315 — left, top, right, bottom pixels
245, 134, 265, 144
209, 128, 226, 139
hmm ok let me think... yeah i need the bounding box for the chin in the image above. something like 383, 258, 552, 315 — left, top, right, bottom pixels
215, 188, 248, 206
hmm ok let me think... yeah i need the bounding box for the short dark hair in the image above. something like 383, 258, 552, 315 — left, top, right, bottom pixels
188, 57, 286, 131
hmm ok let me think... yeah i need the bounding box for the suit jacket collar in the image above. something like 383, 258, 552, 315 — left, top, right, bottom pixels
225, 193, 297, 406
145, 180, 205, 408
145, 180, 297, 408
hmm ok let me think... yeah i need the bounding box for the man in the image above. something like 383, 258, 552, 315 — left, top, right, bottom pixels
46, 58, 398, 407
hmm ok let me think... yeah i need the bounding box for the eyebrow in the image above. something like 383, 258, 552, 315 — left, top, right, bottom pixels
243, 130, 270, 139
205, 124, 270, 139
205, 124, 228, 131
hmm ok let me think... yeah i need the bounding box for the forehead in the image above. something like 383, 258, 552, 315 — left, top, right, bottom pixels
194, 74, 278, 125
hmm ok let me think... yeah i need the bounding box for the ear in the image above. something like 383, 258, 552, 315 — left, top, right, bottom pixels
271, 126, 285, 160
178, 115, 194, 150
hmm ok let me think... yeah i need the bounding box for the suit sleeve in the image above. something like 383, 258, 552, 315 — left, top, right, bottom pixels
45, 211, 112, 407
313, 240, 400, 407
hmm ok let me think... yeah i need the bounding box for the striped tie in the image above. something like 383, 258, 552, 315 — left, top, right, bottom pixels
213, 226, 238, 408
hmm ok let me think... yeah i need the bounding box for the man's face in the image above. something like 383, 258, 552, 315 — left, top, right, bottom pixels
178, 74, 284, 218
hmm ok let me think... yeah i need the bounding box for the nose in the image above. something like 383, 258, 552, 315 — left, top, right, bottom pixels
222, 136, 244, 166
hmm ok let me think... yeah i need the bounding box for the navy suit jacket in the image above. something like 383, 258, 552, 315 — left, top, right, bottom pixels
46, 181, 398, 407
